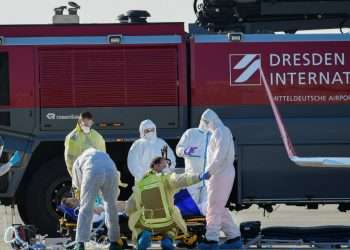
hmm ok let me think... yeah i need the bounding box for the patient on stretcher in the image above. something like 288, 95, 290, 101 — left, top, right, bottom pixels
60, 197, 105, 224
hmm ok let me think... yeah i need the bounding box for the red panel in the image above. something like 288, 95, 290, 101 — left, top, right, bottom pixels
6, 47, 36, 108
125, 48, 178, 106
39, 49, 73, 107
191, 41, 350, 106
39, 46, 179, 108
39, 50, 73, 85
40, 87, 73, 107
74, 49, 125, 107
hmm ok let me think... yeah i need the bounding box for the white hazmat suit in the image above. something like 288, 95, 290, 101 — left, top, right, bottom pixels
201, 109, 240, 242
176, 126, 210, 214
127, 119, 176, 181
72, 148, 120, 243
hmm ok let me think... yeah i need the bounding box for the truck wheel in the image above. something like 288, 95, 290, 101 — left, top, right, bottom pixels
17, 195, 30, 224
24, 157, 71, 236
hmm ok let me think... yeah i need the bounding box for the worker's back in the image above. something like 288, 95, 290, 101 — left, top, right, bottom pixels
76, 148, 115, 173
72, 148, 117, 190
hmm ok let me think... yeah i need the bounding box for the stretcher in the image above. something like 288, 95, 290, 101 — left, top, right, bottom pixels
57, 189, 207, 248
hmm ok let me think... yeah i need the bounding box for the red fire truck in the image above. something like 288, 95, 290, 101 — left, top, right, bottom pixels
0, 1, 350, 235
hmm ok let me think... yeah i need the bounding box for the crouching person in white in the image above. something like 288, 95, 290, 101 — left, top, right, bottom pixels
72, 148, 122, 250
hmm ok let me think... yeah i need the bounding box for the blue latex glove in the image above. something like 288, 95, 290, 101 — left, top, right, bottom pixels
95, 195, 103, 206
199, 171, 210, 181
137, 230, 152, 250
9, 151, 21, 166
184, 146, 198, 156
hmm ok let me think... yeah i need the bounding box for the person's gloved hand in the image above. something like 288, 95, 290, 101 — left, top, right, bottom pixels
199, 171, 211, 181
184, 146, 198, 156
95, 195, 104, 206
8, 151, 21, 166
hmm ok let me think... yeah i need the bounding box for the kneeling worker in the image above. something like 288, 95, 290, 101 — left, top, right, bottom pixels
127, 157, 210, 250
72, 148, 122, 250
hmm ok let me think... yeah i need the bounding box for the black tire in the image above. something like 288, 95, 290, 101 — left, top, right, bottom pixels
17, 192, 30, 224
23, 157, 71, 236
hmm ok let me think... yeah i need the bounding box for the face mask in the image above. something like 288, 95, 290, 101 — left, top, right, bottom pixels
81, 125, 91, 134
144, 131, 156, 140
162, 167, 172, 174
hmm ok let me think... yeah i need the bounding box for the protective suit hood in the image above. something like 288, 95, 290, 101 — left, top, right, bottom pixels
198, 120, 208, 133
139, 119, 157, 141
200, 109, 224, 133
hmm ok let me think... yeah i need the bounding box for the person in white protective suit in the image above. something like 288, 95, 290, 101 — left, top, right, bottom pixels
72, 148, 122, 250
127, 119, 176, 181
176, 121, 210, 215
197, 109, 242, 250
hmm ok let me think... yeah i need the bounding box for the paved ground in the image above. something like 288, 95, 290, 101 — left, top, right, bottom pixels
1, 205, 349, 249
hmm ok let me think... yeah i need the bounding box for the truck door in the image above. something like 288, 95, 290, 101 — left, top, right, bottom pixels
0, 47, 36, 136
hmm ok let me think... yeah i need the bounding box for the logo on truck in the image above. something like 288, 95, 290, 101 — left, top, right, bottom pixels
229, 50, 350, 103
46, 113, 79, 120
46, 113, 56, 120
230, 52, 350, 87
230, 54, 262, 86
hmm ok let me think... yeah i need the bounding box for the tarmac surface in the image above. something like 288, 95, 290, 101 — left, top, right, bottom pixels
1, 204, 349, 249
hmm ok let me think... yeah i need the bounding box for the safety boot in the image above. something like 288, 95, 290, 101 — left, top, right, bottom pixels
219, 237, 243, 249
160, 235, 174, 250
198, 237, 219, 250
136, 230, 152, 250
109, 241, 123, 250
